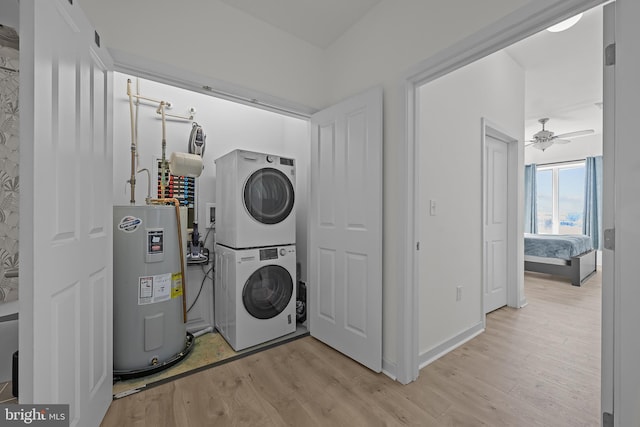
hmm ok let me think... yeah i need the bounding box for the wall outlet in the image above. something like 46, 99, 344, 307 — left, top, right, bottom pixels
456, 286, 462, 301
205, 203, 216, 229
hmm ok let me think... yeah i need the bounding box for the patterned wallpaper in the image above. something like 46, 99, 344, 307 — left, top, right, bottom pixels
0, 26, 19, 305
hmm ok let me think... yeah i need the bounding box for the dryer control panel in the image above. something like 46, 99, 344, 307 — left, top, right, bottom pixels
259, 248, 278, 261
259, 246, 295, 260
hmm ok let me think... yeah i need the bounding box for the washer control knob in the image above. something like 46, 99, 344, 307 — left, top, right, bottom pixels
279, 248, 287, 256
266, 155, 274, 163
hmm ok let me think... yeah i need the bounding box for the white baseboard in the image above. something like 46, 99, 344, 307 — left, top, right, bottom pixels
382, 358, 397, 380
418, 322, 484, 369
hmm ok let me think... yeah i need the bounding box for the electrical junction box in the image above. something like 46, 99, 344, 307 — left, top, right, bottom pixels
205, 203, 216, 229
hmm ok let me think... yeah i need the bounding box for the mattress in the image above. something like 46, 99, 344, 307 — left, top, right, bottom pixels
524, 233, 593, 260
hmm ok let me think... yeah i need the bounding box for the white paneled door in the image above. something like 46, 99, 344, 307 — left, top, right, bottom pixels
19, 1, 113, 425
484, 135, 509, 313
309, 87, 382, 372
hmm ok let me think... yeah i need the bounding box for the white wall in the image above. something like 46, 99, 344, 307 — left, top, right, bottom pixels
325, 0, 529, 367
112, 72, 309, 328
78, 0, 327, 110
418, 51, 525, 357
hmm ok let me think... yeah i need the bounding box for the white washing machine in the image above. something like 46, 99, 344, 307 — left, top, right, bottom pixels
215, 244, 297, 351
215, 149, 296, 249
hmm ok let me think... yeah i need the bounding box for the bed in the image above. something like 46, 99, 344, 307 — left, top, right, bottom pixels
524, 233, 597, 286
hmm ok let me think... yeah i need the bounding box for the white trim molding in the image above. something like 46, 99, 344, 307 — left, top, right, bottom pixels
109, 49, 317, 120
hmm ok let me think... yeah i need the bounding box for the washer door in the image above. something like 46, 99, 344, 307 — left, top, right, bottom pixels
242, 265, 294, 320
243, 167, 295, 225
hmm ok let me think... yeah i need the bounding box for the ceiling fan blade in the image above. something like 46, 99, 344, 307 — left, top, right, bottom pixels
553, 139, 571, 144
524, 142, 536, 147
554, 129, 595, 139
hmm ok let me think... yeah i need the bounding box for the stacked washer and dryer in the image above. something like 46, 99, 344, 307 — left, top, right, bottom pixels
214, 149, 297, 351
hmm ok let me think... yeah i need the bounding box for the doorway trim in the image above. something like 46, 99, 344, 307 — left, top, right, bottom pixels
109, 49, 316, 120
396, 0, 607, 385
481, 118, 523, 318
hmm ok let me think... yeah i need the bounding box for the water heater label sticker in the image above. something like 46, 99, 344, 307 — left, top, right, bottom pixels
171, 272, 183, 298
153, 274, 171, 302
118, 216, 142, 233
139, 276, 153, 303
138, 273, 171, 305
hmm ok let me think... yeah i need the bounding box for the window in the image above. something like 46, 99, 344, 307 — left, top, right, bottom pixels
536, 168, 553, 233
536, 161, 585, 234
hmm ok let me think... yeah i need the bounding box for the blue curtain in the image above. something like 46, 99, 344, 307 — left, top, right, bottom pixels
524, 164, 537, 233
583, 156, 603, 249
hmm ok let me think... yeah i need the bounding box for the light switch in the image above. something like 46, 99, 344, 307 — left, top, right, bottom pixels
429, 200, 437, 216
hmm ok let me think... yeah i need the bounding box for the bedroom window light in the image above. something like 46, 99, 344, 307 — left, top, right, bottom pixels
536, 161, 586, 235
537, 169, 553, 233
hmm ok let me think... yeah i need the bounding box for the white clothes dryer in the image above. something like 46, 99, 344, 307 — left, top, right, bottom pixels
214, 244, 296, 351
215, 149, 295, 249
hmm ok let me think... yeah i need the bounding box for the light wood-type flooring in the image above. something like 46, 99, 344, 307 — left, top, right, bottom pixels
102, 271, 601, 426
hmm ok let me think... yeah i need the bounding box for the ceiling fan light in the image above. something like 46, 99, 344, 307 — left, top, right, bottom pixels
535, 140, 554, 151
547, 13, 583, 33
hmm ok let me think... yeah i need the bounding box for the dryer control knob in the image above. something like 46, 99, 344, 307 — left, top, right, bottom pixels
279, 248, 287, 256
266, 155, 274, 163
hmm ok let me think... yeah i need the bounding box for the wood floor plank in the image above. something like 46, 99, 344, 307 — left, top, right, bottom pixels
102, 270, 602, 426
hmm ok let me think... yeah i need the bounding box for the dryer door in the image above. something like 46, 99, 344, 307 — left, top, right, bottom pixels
242, 265, 294, 319
243, 168, 295, 224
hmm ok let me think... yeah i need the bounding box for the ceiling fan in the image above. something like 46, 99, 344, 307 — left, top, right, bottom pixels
525, 118, 594, 151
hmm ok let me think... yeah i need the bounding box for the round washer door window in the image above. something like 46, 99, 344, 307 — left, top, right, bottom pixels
244, 168, 295, 225
243, 265, 294, 320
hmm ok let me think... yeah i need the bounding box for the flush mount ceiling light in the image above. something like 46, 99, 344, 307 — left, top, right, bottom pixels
547, 13, 583, 32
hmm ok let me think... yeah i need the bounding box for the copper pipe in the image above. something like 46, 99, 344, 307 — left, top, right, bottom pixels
137, 168, 152, 204
156, 110, 194, 121
126, 79, 136, 204
127, 84, 175, 200
157, 101, 168, 198
135, 78, 141, 169
130, 92, 171, 107
150, 198, 188, 323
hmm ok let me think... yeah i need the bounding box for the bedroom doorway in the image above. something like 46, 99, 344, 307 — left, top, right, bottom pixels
403, 0, 611, 396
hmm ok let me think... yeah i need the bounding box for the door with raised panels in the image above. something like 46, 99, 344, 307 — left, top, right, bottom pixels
309, 87, 383, 372
19, 1, 113, 425
484, 135, 509, 313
